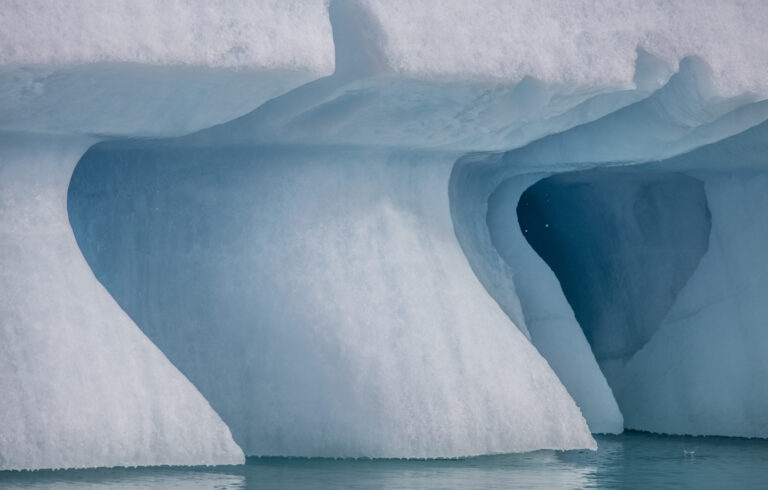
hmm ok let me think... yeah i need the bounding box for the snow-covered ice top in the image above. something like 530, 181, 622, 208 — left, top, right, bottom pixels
362, 0, 768, 95
3, 1, 768, 96
0, 0, 334, 74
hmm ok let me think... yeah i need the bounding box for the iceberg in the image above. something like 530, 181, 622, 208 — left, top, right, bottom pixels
2, 0, 768, 470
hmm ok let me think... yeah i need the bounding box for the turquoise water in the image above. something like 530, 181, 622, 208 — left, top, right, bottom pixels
3, 432, 768, 489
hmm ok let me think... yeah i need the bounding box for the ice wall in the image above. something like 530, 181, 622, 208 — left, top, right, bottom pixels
510, 124, 768, 438
486, 174, 626, 434
0, 133, 243, 470
615, 123, 768, 437
458, 81, 768, 438
68, 144, 594, 457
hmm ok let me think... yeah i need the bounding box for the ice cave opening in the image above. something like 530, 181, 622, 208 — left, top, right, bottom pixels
467, 118, 768, 440
509, 168, 712, 408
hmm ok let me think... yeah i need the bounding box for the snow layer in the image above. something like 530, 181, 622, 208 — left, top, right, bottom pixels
360, 0, 768, 95
4, 0, 768, 95
0, 0, 334, 72
0, 1, 334, 136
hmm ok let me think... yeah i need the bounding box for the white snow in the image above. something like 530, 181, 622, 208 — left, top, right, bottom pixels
360, 0, 768, 96
0, 0, 334, 73
4, 0, 768, 95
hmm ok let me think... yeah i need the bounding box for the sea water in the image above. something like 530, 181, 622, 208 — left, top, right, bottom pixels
2, 432, 767, 489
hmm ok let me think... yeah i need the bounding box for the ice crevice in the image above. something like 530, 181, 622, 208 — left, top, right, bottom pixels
2, 0, 768, 471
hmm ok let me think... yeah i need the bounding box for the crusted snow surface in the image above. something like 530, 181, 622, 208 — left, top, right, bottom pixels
0, 0, 334, 72
360, 0, 768, 95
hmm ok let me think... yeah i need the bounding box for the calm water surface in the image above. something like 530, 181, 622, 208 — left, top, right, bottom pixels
2, 432, 768, 489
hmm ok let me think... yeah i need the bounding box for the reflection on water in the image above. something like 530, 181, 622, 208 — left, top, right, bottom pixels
0, 469, 245, 489
3, 432, 768, 489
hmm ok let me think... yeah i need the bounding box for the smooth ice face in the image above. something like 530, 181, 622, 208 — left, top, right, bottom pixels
67, 143, 595, 459
615, 125, 768, 437
486, 174, 626, 435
